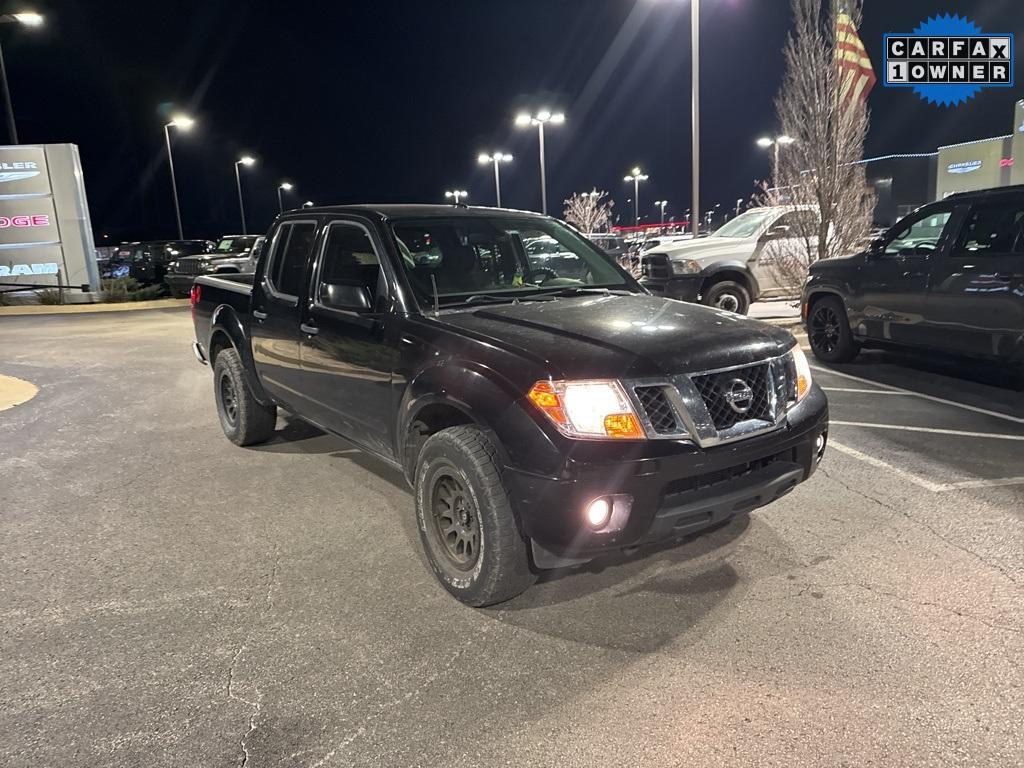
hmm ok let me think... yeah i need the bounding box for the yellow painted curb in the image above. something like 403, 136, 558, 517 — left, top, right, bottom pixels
0, 298, 189, 316
0, 374, 39, 411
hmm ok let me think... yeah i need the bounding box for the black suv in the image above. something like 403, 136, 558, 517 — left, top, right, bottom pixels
118, 240, 212, 286
165, 235, 263, 298
804, 186, 1024, 368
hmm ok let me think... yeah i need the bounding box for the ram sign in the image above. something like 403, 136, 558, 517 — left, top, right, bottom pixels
0, 144, 99, 300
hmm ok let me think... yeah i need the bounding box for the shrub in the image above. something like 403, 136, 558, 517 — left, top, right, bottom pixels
37, 289, 62, 305
101, 277, 141, 303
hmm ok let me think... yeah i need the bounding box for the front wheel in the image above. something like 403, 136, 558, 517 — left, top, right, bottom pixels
415, 425, 536, 606
807, 295, 860, 363
213, 348, 277, 446
702, 280, 751, 315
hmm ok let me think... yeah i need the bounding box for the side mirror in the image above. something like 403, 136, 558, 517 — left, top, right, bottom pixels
320, 281, 373, 312
763, 224, 790, 240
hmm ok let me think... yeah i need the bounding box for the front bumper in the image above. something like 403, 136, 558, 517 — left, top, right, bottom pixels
504, 385, 828, 567
641, 275, 702, 303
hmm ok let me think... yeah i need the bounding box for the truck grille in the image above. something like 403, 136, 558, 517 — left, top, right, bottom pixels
174, 258, 205, 276
691, 363, 773, 430
641, 253, 671, 279
634, 385, 679, 434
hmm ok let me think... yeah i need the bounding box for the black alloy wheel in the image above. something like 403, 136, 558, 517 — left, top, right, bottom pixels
429, 471, 480, 570
810, 303, 841, 355
219, 372, 238, 427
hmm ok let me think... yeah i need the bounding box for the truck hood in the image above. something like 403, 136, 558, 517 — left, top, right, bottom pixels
655, 237, 755, 261
440, 293, 795, 379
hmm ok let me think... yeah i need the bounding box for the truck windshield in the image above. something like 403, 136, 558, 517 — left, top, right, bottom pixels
390, 216, 633, 306
711, 209, 777, 239
214, 236, 257, 252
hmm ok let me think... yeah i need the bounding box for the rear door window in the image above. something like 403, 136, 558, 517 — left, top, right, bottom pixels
267, 221, 316, 297
952, 200, 1024, 257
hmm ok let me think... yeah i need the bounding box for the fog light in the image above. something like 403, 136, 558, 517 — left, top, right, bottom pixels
585, 498, 612, 528
815, 430, 827, 464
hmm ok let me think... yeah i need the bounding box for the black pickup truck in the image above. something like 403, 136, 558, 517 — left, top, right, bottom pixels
191, 205, 828, 605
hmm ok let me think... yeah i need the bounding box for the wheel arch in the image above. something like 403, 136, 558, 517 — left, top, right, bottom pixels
207, 306, 273, 405
700, 263, 760, 299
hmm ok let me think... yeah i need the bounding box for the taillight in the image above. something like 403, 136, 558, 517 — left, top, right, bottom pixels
190, 283, 201, 308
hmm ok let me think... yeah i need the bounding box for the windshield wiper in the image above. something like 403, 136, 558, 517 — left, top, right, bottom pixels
541, 287, 633, 297
462, 293, 556, 305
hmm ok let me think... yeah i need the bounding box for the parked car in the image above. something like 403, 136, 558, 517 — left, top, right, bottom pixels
803, 186, 1024, 368
586, 232, 627, 260
165, 235, 264, 298
119, 240, 212, 286
641, 206, 820, 315
190, 205, 828, 606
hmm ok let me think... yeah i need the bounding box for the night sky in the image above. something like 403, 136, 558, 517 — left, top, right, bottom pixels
7, 0, 1024, 242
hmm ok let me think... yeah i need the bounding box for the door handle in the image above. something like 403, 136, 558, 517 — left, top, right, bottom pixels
253, 309, 268, 320
300, 322, 320, 336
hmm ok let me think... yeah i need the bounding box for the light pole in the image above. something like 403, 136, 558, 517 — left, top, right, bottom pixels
691, 0, 699, 236
623, 168, 649, 226
163, 114, 194, 239
735, 197, 743, 217
444, 190, 468, 205
0, 11, 43, 145
515, 110, 565, 215
756, 135, 795, 185
277, 182, 293, 213
654, 200, 668, 226
477, 152, 512, 207
234, 156, 256, 233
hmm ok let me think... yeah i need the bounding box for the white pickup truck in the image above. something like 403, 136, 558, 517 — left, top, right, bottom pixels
640, 206, 818, 314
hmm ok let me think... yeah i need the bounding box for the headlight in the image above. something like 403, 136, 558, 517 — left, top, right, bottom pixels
670, 259, 701, 275
790, 344, 812, 403
528, 380, 644, 439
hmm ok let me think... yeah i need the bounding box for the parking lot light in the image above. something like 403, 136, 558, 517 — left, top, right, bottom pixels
624, 168, 650, 226
478, 152, 513, 207
444, 190, 468, 205
277, 182, 293, 212
757, 135, 796, 184
234, 156, 257, 233
302, 200, 314, 208
163, 114, 196, 239
654, 200, 668, 225
0, 10, 46, 144
514, 109, 566, 214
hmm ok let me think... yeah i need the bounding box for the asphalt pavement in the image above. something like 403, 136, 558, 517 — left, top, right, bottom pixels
1, 307, 1021, 767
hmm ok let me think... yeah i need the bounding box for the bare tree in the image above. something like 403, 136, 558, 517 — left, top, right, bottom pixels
763, 0, 876, 294
562, 190, 614, 234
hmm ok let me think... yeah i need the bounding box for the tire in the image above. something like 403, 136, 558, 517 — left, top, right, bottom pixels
213, 348, 277, 446
414, 425, 536, 606
807, 295, 861, 363
702, 280, 751, 315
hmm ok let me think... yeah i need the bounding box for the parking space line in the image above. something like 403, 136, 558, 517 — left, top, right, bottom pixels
831, 421, 1024, 441
822, 387, 906, 395
828, 440, 946, 491
829, 440, 1024, 492
811, 365, 1024, 425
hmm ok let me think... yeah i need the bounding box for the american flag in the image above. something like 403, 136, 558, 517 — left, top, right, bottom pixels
835, 12, 876, 117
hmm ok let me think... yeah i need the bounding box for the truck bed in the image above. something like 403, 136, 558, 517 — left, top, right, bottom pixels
192, 274, 255, 354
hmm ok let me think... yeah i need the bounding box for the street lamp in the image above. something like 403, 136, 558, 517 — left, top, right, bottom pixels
302, 200, 314, 208
514, 109, 565, 215
163, 114, 195, 239
623, 167, 649, 226
477, 152, 512, 207
234, 155, 256, 234
756, 134, 795, 183
277, 181, 293, 213
0, 10, 44, 144
444, 190, 468, 205
654, 200, 669, 226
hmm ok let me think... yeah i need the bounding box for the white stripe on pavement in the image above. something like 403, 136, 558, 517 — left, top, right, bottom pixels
811, 365, 1024, 425
828, 440, 1024, 492
831, 421, 1024, 441
822, 387, 906, 395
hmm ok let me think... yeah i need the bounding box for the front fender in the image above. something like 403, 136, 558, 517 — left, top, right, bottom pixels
702, 260, 760, 297
396, 361, 563, 478
208, 305, 272, 405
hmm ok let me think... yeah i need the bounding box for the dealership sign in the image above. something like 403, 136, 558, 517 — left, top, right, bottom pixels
0, 144, 99, 296
884, 14, 1014, 105
947, 160, 983, 174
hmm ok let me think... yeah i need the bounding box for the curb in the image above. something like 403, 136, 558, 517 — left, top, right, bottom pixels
0, 298, 189, 316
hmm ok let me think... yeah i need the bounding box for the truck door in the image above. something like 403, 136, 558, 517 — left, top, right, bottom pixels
298, 219, 397, 459
250, 219, 318, 408
855, 203, 955, 346
925, 197, 1024, 359
752, 211, 817, 298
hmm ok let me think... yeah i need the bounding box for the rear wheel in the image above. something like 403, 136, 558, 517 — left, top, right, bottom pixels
702, 280, 751, 315
807, 295, 860, 363
213, 348, 277, 446
415, 425, 536, 606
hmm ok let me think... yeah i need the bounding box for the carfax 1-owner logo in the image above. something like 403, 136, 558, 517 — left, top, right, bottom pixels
884, 14, 1013, 105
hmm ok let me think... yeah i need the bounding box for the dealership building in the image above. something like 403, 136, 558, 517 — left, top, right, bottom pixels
863, 98, 1024, 226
